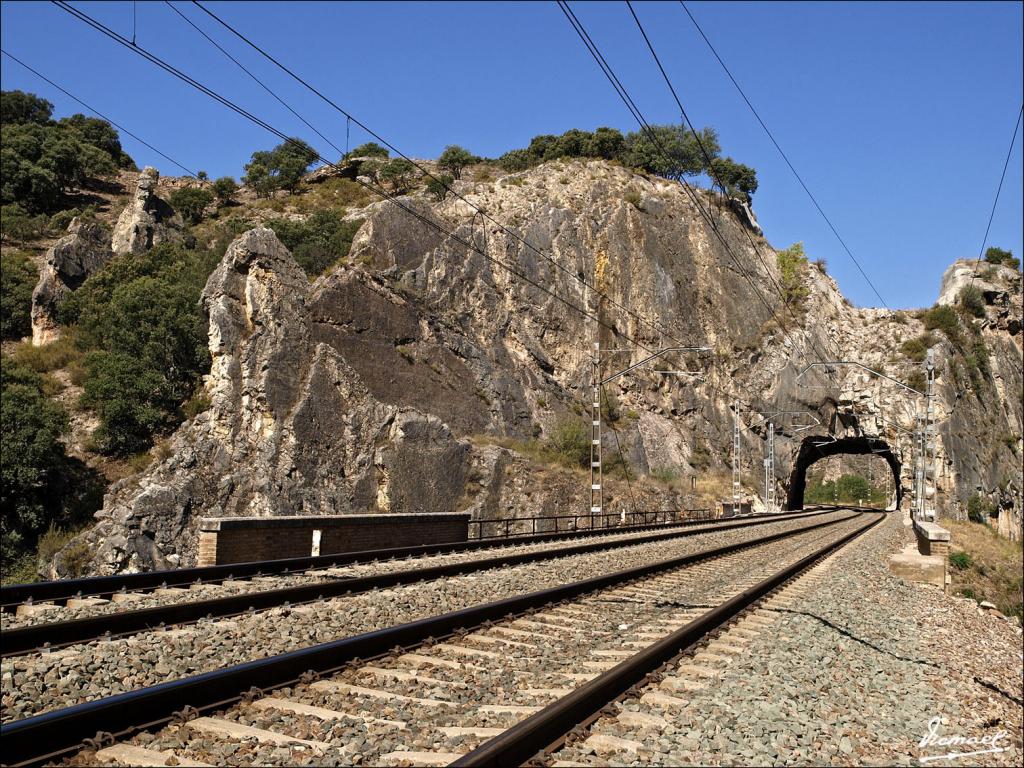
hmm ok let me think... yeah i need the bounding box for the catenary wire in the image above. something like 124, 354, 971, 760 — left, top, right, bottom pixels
1, 48, 198, 178
162, 1, 345, 158
190, 0, 682, 352
967, 104, 1023, 292
679, 0, 891, 310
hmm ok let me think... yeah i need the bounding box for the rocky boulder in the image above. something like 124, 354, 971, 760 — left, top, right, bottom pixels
31, 218, 112, 345
111, 166, 183, 255
57, 229, 475, 573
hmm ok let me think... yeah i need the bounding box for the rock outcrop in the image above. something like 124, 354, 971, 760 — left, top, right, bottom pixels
31, 218, 112, 345
111, 167, 183, 255
56, 159, 1023, 574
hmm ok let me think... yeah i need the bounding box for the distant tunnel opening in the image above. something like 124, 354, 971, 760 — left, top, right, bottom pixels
786, 434, 902, 510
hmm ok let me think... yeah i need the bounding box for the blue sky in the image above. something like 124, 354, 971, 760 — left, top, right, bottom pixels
2, 1, 1021, 309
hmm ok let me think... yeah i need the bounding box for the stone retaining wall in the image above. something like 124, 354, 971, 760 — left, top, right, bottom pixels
197, 512, 471, 566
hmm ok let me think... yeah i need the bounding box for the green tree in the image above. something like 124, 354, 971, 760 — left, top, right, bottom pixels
984, 246, 1020, 271
81, 351, 173, 454
0, 90, 53, 125
380, 158, 418, 193
437, 145, 475, 180
777, 242, 810, 307
622, 125, 719, 180
57, 114, 133, 168
60, 243, 218, 454
169, 186, 214, 224
1, 250, 37, 339
347, 142, 389, 158
497, 148, 532, 172
242, 138, 318, 197
267, 210, 365, 276
426, 174, 454, 202
1, 358, 68, 558
709, 156, 758, 202
958, 285, 986, 318
584, 127, 626, 160
211, 176, 238, 203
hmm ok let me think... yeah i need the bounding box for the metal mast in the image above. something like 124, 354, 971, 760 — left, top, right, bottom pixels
924, 348, 937, 520
731, 402, 741, 514
590, 341, 602, 528
763, 421, 776, 512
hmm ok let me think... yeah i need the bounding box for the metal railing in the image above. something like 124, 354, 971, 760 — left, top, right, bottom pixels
468, 508, 713, 541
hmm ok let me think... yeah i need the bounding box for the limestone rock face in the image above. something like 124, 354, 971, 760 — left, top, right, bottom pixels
111, 167, 183, 255
31, 218, 112, 345
57, 160, 1023, 574
65, 229, 474, 573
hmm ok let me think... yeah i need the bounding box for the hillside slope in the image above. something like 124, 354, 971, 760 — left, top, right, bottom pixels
17, 159, 1022, 575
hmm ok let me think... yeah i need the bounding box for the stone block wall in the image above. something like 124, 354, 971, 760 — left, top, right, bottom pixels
197, 513, 470, 566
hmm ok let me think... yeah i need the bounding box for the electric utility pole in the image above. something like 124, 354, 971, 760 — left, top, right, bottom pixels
763, 421, 776, 512
732, 401, 741, 515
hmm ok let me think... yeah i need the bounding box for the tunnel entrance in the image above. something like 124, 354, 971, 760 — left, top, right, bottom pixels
786, 434, 902, 510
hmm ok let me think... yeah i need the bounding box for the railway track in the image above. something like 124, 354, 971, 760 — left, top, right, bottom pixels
0, 509, 835, 656
0, 508, 883, 767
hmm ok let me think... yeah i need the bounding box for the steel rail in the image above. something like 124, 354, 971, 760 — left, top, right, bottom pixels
451, 511, 885, 767
0, 509, 821, 610
0, 510, 838, 657
0, 511, 865, 767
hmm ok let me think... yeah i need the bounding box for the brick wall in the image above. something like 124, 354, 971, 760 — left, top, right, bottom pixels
197, 513, 471, 566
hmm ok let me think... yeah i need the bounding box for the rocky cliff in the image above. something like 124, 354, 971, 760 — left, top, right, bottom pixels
54, 160, 1023, 574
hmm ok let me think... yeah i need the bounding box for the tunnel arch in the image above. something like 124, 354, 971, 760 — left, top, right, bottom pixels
786, 434, 902, 510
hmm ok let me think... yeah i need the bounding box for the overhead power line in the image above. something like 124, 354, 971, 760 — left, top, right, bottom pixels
968, 104, 1023, 291
557, 0, 839, 393
185, 0, 788, 415
625, 0, 847, 381
52, 0, 772, 418
50, 0, 653, 359
679, 0, 890, 310
190, 0, 680, 352
0, 48, 198, 178
162, 1, 344, 158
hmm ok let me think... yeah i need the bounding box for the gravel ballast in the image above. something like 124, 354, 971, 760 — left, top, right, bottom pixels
556, 511, 1024, 766
1, 511, 855, 723
65, 515, 869, 767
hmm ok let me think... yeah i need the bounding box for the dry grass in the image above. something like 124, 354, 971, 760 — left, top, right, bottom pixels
10, 333, 82, 373
943, 518, 1023, 622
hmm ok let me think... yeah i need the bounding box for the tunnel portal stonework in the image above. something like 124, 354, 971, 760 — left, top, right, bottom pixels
785, 434, 903, 511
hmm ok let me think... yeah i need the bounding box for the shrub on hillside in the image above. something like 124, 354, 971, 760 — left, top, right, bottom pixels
544, 416, 591, 468
437, 145, 477, 180
958, 285, 986, 318
2, 90, 133, 214
1, 250, 37, 339
0, 357, 97, 564
169, 186, 214, 224
426, 174, 454, 202
492, 124, 754, 193
984, 246, 1020, 271
211, 176, 238, 204
709, 155, 758, 202
243, 138, 318, 197
267, 210, 364, 276
776, 242, 810, 308
379, 158, 418, 193
59, 243, 218, 455
967, 493, 995, 524
949, 551, 972, 570
900, 333, 936, 362
0, 203, 49, 242
922, 305, 961, 344
346, 142, 389, 159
